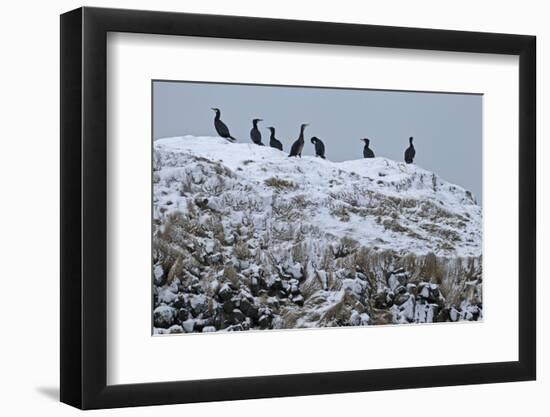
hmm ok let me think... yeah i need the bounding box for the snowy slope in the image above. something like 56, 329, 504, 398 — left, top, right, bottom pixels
154, 136, 481, 257
152, 136, 483, 333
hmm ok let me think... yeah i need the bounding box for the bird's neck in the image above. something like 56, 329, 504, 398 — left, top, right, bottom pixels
270, 130, 275, 139
253, 121, 259, 128
214, 112, 220, 120
299, 127, 306, 140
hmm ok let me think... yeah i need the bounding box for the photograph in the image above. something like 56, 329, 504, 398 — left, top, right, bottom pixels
151, 80, 483, 334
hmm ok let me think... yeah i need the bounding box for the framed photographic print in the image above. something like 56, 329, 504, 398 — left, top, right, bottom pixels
60, 6, 536, 409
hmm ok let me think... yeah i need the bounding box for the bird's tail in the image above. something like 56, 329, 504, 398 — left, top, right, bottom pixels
321, 155, 326, 159
227, 136, 237, 142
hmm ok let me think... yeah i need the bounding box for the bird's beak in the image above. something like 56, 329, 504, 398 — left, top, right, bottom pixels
258, 119, 263, 122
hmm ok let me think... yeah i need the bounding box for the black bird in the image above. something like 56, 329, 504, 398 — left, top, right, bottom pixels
288, 123, 309, 157
404, 136, 416, 164
211, 108, 237, 142
361, 138, 375, 158
310, 137, 326, 159
250, 118, 264, 145
267, 127, 283, 151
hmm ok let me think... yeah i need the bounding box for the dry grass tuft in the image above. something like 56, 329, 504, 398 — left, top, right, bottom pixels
264, 177, 296, 190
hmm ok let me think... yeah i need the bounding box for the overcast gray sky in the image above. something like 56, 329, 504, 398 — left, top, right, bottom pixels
153, 81, 482, 203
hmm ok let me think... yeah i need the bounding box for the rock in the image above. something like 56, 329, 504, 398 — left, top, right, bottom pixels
414, 302, 439, 323
202, 326, 216, 333
209, 253, 223, 264
406, 283, 418, 296
182, 319, 195, 333
218, 283, 233, 301
194, 197, 209, 209
436, 307, 451, 322
417, 282, 439, 303
167, 279, 179, 293
190, 294, 208, 316
223, 300, 234, 314
247, 304, 259, 319
350, 311, 361, 326
178, 308, 189, 322
374, 292, 387, 309
190, 283, 203, 294
286, 263, 304, 280
173, 294, 187, 309
356, 272, 367, 281
399, 295, 415, 322
250, 277, 260, 296
267, 297, 280, 310
153, 265, 166, 286
258, 314, 272, 329
204, 240, 215, 255
272, 316, 284, 329
374, 289, 394, 309
289, 279, 300, 294
388, 272, 408, 291
193, 318, 212, 332
342, 278, 367, 297
292, 294, 304, 306
168, 324, 184, 334
270, 277, 283, 292
467, 304, 482, 320
394, 285, 407, 295
394, 292, 410, 306
239, 297, 252, 314
153, 305, 177, 328
230, 309, 246, 324
371, 308, 394, 325
157, 287, 178, 304
449, 307, 460, 322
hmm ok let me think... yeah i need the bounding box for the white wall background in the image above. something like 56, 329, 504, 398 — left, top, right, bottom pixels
0, 0, 545, 415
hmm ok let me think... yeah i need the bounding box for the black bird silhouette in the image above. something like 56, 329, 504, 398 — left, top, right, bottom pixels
250, 118, 264, 145
310, 137, 326, 159
211, 108, 237, 142
361, 138, 375, 158
267, 127, 283, 151
404, 136, 416, 164
288, 123, 309, 157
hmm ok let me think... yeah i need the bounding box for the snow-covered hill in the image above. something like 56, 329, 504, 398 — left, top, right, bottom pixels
154, 136, 481, 257
152, 136, 482, 334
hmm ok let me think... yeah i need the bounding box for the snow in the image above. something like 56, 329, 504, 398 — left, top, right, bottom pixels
154, 136, 481, 257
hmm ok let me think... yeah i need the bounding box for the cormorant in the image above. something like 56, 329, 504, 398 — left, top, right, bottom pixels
288, 123, 309, 157
310, 137, 326, 159
211, 108, 237, 142
267, 127, 283, 151
250, 118, 264, 145
361, 138, 375, 158
404, 136, 415, 164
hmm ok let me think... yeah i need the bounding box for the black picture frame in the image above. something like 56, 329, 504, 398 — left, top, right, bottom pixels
60, 6, 536, 410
